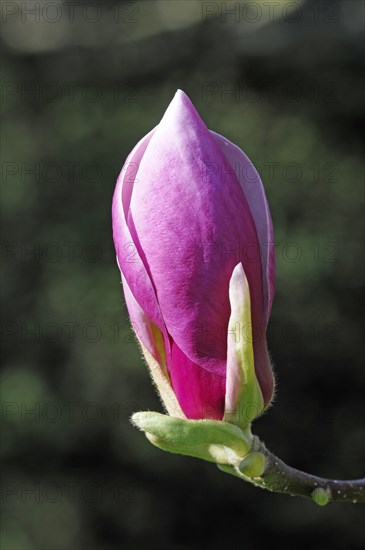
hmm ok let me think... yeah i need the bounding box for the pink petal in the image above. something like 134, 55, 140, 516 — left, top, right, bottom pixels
128, 90, 264, 381
112, 129, 168, 345
121, 273, 164, 364
169, 340, 225, 420
212, 131, 276, 324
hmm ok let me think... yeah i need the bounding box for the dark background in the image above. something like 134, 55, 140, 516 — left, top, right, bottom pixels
1, 0, 364, 548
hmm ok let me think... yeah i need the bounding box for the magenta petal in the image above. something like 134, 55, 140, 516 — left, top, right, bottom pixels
112, 129, 167, 339
121, 273, 164, 364
212, 131, 276, 324
129, 90, 264, 378
169, 340, 225, 420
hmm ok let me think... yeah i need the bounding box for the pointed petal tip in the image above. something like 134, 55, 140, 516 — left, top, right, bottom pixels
163, 89, 200, 127
173, 88, 191, 104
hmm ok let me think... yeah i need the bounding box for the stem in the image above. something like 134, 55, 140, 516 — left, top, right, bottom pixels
132, 411, 364, 504
235, 437, 365, 504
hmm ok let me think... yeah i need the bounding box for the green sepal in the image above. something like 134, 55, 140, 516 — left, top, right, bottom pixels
131, 411, 253, 465
223, 264, 265, 430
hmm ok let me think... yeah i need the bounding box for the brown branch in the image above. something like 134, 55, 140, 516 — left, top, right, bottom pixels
220, 437, 365, 505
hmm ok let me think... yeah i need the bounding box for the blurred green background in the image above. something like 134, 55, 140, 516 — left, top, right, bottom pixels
1, 0, 364, 548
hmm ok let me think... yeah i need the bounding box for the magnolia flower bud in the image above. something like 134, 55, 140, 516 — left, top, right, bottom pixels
112, 90, 275, 429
